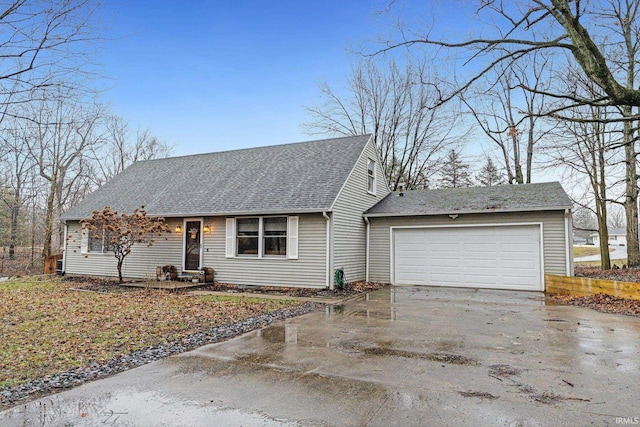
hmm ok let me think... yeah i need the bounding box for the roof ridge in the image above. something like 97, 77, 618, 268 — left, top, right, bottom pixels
137, 134, 372, 164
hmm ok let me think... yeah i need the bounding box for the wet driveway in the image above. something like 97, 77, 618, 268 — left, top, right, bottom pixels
2, 286, 639, 426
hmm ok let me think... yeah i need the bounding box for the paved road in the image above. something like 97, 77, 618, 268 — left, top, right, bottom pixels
2, 287, 639, 426
575, 245, 627, 262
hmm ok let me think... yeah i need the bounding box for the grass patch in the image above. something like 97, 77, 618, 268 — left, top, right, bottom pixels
573, 246, 613, 258
0, 277, 298, 389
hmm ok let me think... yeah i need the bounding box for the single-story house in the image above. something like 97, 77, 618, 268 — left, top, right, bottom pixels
591, 228, 626, 246
61, 135, 573, 291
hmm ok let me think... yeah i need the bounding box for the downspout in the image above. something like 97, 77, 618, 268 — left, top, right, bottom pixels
62, 222, 68, 273
564, 209, 572, 276
364, 216, 370, 282
323, 212, 332, 289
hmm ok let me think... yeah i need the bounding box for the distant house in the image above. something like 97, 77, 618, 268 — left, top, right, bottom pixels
592, 228, 627, 246
60, 135, 573, 291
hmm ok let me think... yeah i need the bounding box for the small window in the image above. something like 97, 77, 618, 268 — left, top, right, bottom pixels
264, 217, 287, 256
89, 227, 111, 253
367, 159, 376, 194
237, 218, 259, 255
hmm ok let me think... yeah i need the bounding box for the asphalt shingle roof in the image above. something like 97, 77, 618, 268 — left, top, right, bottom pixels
365, 182, 572, 217
62, 135, 371, 220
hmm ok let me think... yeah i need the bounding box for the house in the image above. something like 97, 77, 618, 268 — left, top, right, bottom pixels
591, 228, 627, 247
61, 135, 573, 291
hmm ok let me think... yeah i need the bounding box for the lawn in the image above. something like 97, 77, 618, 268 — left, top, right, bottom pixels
0, 277, 299, 389
573, 246, 612, 258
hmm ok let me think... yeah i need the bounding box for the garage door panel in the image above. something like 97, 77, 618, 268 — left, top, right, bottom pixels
393, 225, 542, 291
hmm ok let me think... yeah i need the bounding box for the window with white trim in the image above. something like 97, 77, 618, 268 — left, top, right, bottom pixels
263, 217, 287, 256
88, 227, 112, 253
367, 158, 376, 194
237, 218, 259, 255
232, 216, 295, 258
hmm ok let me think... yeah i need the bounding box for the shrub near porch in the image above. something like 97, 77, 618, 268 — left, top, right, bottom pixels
0, 277, 298, 389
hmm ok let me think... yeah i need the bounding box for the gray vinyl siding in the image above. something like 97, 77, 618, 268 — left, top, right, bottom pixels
64, 214, 327, 288
64, 218, 183, 280
331, 140, 389, 283
202, 213, 326, 288
368, 210, 569, 284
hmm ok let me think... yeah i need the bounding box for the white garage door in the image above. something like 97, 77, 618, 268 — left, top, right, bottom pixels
393, 225, 542, 291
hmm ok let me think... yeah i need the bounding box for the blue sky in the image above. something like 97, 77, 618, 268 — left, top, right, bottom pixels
100, 1, 400, 155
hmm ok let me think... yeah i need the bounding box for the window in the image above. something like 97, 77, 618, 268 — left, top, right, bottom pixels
235, 216, 288, 257
89, 227, 112, 253
367, 159, 376, 194
263, 217, 287, 256
237, 218, 259, 255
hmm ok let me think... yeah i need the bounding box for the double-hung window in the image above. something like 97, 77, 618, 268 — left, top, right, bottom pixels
235, 216, 288, 257
263, 217, 287, 256
367, 159, 376, 194
88, 227, 111, 253
236, 218, 259, 255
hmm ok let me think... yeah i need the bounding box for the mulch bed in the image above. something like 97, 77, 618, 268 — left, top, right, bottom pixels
549, 294, 640, 317
549, 266, 640, 318
199, 281, 387, 298
63, 276, 388, 298
574, 265, 640, 282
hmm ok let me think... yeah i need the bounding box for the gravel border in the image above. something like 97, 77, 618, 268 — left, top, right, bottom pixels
0, 302, 322, 409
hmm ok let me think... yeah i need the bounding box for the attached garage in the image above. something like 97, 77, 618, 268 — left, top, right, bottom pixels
392, 224, 543, 290
365, 182, 573, 291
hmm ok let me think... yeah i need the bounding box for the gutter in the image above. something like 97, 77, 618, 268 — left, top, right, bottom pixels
323, 212, 332, 290
62, 222, 68, 274
363, 206, 574, 218
61, 207, 334, 222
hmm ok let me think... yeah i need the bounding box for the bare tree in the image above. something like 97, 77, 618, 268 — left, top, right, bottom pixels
545, 69, 623, 269
462, 56, 555, 183
373, 1, 640, 116
0, 120, 36, 259
608, 204, 626, 228
27, 91, 104, 257
89, 115, 173, 185
304, 58, 461, 190
0, 0, 101, 118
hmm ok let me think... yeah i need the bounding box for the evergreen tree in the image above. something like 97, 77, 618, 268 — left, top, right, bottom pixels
438, 150, 474, 188
476, 157, 504, 187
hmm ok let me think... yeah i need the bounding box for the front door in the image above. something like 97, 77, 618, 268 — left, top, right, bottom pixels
184, 220, 202, 271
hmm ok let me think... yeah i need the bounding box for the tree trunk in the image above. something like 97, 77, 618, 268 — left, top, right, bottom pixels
9, 203, 18, 260
526, 118, 534, 184
117, 258, 124, 284
596, 138, 611, 270
596, 203, 611, 270
623, 112, 640, 267
42, 178, 57, 258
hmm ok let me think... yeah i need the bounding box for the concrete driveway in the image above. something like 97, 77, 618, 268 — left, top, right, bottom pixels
2, 287, 639, 426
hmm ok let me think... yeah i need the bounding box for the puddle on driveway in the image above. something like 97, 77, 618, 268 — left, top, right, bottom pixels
2, 389, 300, 427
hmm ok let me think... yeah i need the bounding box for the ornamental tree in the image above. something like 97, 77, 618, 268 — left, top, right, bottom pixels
80, 206, 170, 283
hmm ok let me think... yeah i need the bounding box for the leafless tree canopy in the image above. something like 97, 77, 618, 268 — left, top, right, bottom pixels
373, 0, 640, 122
304, 58, 463, 190
0, 0, 101, 118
